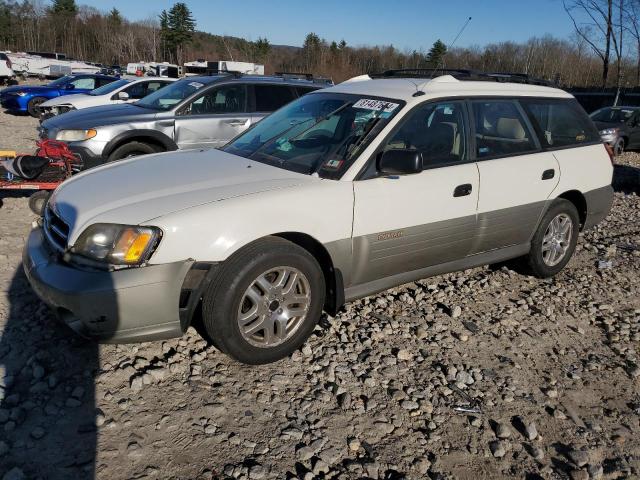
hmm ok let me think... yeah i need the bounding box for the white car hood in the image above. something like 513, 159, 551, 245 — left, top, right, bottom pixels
50, 148, 317, 243
40, 93, 91, 107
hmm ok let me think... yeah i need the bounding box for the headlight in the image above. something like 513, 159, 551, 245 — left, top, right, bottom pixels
72, 224, 161, 266
55, 129, 97, 142
599, 128, 619, 135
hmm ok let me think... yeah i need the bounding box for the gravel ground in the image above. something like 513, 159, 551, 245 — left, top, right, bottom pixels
0, 108, 639, 480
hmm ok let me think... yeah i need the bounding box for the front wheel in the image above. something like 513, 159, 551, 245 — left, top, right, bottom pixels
28, 190, 50, 216
523, 199, 579, 278
613, 137, 625, 156
202, 237, 325, 365
108, 141, 159, 161
27, 97, 47, 118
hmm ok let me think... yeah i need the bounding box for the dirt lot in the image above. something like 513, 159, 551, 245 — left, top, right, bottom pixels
0, 107, 639, 480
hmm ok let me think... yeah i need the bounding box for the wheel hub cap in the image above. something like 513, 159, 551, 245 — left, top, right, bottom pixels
541, 213, 573, 267
237, 267, 311, 348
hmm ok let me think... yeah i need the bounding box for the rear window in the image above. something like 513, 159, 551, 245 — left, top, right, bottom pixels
254, 85, 296, 112
0, 53, 7, 60
522, 99, 600, 148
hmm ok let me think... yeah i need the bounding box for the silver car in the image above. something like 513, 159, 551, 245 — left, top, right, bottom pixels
39, 73, 331, 169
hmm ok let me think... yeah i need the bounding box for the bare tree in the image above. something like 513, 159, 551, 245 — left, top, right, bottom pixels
564, 0, 614, 87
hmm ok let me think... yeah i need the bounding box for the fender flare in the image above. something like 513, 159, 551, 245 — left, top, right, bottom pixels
103, 129, 178, 158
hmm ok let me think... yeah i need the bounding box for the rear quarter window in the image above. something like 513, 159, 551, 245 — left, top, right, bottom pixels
521, 99, 600, 149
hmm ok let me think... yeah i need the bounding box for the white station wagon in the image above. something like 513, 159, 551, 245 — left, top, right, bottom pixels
24, 69, 614, 364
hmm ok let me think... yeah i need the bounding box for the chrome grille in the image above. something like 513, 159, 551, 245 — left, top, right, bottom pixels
43, 206, 69, 252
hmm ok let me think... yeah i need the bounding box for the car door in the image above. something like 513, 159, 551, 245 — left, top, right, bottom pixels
625, 111, 640, 149
470, 99, 559, 254
174, 83, 251, 149
250, 84, 298, 124
351, 100, 480, 285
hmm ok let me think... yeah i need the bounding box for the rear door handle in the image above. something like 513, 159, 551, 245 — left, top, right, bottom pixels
542, 169, 555, 180
453, 184, 473, 197
226, 119, 249, 127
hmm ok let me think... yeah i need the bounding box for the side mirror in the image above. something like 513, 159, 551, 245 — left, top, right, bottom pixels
65, 84, 75, 90
378, 149, 423, 175
118, 91, 130, 101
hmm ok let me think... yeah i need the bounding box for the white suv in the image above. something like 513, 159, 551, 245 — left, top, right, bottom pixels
24, 69, 614, 364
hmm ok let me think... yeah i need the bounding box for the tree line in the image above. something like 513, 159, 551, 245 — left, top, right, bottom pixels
1, 0, 640, 89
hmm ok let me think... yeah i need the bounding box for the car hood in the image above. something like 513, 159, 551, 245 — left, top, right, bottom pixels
1, 85, 55, 95
49, 148, 317, 242
41, 93, 89, 107
42, 103, 157, 130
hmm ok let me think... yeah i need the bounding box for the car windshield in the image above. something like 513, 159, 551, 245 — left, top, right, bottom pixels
135, 79, 206, 110
223, 92, 404, 178
590, 108, 636, 123
89, 79, 129, 96
47, 75, 74, 87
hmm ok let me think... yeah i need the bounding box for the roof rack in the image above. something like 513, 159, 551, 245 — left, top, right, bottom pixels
370, 68, 555, 87
274, 71, 333, 85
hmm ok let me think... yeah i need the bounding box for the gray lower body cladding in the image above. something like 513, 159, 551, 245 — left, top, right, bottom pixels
23, 227, 193, 343
583, 184, 614, 230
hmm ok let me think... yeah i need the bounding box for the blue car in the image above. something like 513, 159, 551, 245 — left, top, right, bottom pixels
0, 74, 119, 117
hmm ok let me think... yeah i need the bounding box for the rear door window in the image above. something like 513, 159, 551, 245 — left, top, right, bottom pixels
522, 99, 601, 148
471, 100, 537, 158
253, 85, 296, 112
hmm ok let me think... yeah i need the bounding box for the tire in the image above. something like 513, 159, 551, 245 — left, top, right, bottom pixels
27, 97, 47, 118
28, 190, 50, 216
108, 141, 160, 161
523, 199, 580, 278
614, 137, 625, 156
202, 236, 326, 365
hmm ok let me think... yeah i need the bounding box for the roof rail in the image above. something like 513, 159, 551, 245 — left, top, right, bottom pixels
370, 68, 555, 87
274, 71, 333, 85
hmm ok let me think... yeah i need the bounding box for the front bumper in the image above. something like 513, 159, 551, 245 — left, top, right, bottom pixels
0, 95, 27, 111
599, 133, 618, 145
23, 226, 194, 343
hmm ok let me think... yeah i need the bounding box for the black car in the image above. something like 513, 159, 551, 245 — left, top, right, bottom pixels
590, 106, 640, 155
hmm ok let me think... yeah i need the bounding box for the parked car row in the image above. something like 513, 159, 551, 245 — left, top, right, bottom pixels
12, 69, 613, 365
37, 73, 329, 168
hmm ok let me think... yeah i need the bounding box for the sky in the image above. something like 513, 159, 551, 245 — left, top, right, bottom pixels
79, 0, 574, 52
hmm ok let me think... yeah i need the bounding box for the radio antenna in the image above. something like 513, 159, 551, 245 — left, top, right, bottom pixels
435, 16, 472, 72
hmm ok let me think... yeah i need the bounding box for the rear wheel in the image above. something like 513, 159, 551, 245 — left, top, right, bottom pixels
27, 97, 47, 118
523, 199, 579, 278
28, 190, 50, 216
108, 141, 160, 161
202, 237, 325, 365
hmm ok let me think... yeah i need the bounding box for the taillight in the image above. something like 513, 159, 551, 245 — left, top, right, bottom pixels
604, 143, 615, 165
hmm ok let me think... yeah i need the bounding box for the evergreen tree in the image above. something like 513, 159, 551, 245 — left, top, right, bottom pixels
166, 2, 196, 63
252, 37, 270, 63
51, 0, 77, 16
339, 39, 347, 50
426, 39, 447, 67
0, 1, 14, 47
108, 7, 123, 26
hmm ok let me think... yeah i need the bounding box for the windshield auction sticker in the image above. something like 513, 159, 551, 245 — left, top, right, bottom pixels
188, 82, 204, 89
353, 99, 399, 113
